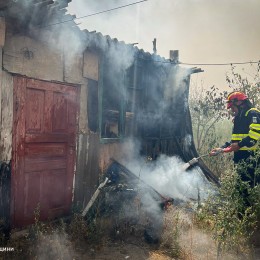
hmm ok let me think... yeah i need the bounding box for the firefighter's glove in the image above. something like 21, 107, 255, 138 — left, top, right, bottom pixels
209, 148, 224, 156
227, 143, 240, 152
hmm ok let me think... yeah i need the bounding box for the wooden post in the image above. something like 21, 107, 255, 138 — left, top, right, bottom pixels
0, 15, 5, 47
0, 15, 5, 136
169, 50, 179, 64
152, 38, 157, 54
81, 177, 109, 217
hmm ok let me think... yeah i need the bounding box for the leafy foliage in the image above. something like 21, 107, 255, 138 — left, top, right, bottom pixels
196, 143, 260, 255
226, 64, 260, 108
190, 65, 260, 176
189, 82, 232, 176
189, 84, 227, 153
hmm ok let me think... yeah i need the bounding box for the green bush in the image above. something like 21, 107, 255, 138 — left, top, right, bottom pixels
196, 144, 260, 255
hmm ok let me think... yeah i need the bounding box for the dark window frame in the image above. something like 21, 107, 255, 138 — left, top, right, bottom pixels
98, 56, 126, 143
98, 56, 144, 142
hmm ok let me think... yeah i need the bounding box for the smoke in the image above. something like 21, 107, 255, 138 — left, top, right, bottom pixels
35, 231, 74, 260
133, 155, 212, 201
121, 139, 214, 203
67, 0, 260, 90
116, 138, 215, 242
106, 43, 135, 72
184, 134, 193, 148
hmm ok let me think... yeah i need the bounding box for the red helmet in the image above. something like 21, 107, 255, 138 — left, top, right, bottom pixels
226, 91, 248, 109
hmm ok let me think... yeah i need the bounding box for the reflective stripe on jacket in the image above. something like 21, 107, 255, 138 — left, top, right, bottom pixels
231, 108, 260, 151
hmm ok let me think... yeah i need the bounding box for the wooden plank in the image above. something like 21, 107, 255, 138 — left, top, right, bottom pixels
0, 16, 5, 47
11, 76, 26, 228
43, 90, 53, 132
3, 35, 63, 82
74, 133, 100, 209
25, 143, 66, 157
25, 133, 68, 143
64, 52, 84, 84
0, 49, 1, 120
78, 82, 88, 132
0, 71, 13, 161
83, 50, 99, 81
24, 158, 67, 172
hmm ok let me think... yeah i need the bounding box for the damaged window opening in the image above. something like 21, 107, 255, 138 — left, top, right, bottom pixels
99, 57, 125, 141
99, 57, 144, 141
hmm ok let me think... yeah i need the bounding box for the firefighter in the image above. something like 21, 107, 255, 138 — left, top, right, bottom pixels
210, 91, 260, 186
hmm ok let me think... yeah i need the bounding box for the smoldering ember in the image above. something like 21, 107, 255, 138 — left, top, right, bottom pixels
0, 0, 222, 257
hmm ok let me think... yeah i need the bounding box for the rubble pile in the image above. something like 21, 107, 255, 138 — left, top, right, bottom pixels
83, 159, 175, 244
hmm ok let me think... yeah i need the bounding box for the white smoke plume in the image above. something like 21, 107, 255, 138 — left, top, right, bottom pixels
121, 139, 214, 203
35, 231, 74, 260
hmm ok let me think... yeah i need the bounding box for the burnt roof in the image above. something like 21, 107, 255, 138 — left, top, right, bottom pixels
0, 0, 71, 14
0, 0, 72, 29
0, 0, 201, 73
0, 0, 172, 64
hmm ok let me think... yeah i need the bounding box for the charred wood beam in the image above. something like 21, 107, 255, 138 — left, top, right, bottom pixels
109, 158, 171, 201
82, 177, 109, 217
108, 159, 174, 211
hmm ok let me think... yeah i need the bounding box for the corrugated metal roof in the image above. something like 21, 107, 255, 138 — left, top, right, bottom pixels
80, 27, 170, 65
0, 0, 187, 67
0, 0, 72, 27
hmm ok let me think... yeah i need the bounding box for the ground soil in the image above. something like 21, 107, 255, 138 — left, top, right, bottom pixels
74, 239, 174, 260
1, 234, 175, 260
72, 237, 260, 260
2, 227, 260, 260
2, 197, 260, 260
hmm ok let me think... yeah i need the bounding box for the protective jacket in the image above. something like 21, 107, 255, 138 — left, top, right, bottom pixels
222, 107, 260, 163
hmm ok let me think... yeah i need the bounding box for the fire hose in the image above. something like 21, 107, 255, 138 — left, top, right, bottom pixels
181, 146, 233, 187
184, 146, 233, 169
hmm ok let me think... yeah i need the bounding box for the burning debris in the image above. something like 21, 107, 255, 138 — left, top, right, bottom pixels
107, 158, 175, 210
81, 157, 214, 244
80, 158, 176, 244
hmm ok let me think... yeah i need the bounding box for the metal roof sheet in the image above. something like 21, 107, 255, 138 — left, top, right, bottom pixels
0, 0, 198, 70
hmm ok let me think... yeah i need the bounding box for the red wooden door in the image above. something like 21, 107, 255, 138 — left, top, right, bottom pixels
11, 77, 79, 228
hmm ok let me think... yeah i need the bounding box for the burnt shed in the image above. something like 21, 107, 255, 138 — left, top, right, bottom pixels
0, 0, 216, 230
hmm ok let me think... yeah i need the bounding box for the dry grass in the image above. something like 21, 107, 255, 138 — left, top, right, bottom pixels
160, 206, 254, 260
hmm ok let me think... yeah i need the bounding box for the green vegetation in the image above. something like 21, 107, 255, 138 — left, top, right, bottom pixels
189, 66, 260, 257
196, 145, 260, 256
